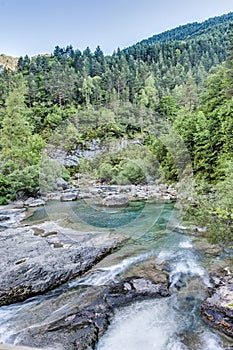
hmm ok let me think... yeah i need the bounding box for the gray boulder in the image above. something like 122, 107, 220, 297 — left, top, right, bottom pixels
55, 177, 69, 190
102, 194, 129, 207
60, 192, 78, 201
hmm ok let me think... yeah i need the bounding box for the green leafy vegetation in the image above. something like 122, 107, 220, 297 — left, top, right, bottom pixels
0, 12, 232, 245
186, 162, 233, 244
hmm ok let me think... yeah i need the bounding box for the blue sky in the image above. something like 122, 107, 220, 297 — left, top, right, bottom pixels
0, 0, 232, 57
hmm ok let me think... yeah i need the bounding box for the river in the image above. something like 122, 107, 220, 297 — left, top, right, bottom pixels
0, 199, 232, 349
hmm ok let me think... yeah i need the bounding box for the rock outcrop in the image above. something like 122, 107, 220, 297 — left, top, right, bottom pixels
11, 277, 170, 350
201, 277, 233, 338
0, 222, 125, 306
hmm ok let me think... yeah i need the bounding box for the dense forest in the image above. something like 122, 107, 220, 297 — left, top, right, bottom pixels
0, 13, 233, 243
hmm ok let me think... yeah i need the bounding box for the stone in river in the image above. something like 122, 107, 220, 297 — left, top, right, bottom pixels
102, 194, 129, 207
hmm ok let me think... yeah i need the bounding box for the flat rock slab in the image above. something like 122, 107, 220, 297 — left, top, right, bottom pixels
0, 222, 125, 306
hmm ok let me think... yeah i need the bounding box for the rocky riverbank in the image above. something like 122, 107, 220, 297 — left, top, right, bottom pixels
0, 181, 178, 211
11, 277, 169, 350
40, 182, 178, 204
201, 271, 233, 339
1, 193, 233, 349
172, 222, 233, 339
0, 203, 171, 350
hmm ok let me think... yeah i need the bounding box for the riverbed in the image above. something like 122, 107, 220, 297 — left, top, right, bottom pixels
0, 199, 232, 349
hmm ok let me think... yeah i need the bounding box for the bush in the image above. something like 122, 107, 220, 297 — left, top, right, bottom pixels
8, 165, 40, 197
117, 161, 146, 185
39, 157, 70, 193
0, 174, 13, 204
0, 196, 8, 205
185, 162, 233, 245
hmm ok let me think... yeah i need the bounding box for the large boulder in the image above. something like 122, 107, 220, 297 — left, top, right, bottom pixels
102, 194, 129, 207
55, 177, 69, 191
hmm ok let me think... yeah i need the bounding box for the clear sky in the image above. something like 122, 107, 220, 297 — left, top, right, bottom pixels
0, 0, 232, 57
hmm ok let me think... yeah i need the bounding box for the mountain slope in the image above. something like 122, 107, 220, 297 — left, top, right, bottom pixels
138, 12, 233, 45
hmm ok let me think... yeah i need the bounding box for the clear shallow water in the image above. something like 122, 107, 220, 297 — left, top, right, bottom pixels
24, 198, 170, 238
1, 200, 232, 349
24, 199, 146, 228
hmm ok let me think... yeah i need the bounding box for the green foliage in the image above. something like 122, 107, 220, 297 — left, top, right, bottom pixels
96, 158, 146, 185
115, 161, 146, 185
77, 143, 160, 185
137, 75, 159, 109
0, 12, 232, 229
157, 95, 178, 121
0, 174, 12, 203
139, 13, 233, 44
8, 165, 40, 197
186, 162, 233, 244
39, 157, 70, 193
0, 83, 45, 199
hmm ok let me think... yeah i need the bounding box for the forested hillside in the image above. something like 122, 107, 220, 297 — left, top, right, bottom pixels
0, 13, 232, 243
139, 12, 233, 44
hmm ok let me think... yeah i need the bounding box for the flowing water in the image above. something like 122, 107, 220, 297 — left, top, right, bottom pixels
0, 199, 232, 349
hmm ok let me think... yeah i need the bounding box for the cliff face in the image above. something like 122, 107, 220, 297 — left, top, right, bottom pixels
0, 54, 18, 71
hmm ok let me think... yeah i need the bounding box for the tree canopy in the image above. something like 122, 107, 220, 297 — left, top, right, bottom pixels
0, 13, 232, 243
